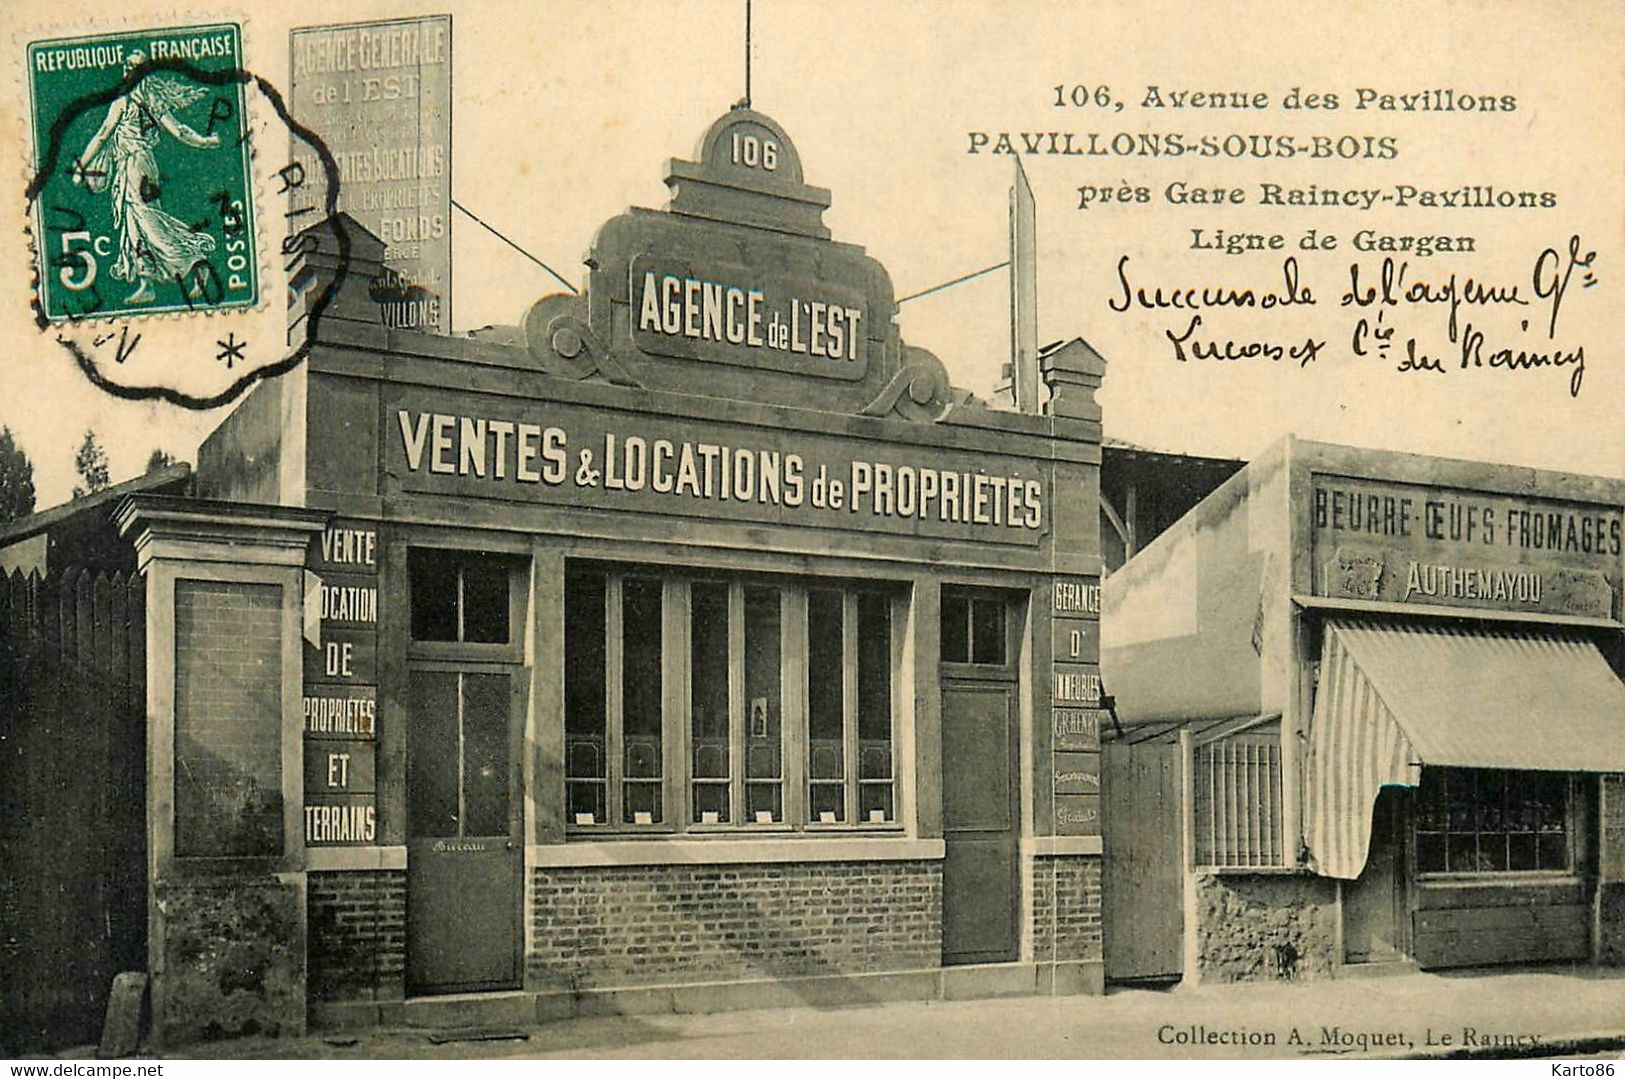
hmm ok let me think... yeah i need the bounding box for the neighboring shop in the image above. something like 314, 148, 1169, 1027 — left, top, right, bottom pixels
49, 105, 1113, 1040
1100, 437, 1625, 983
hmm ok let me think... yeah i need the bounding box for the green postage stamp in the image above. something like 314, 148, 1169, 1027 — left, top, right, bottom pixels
27, 24, 259, 321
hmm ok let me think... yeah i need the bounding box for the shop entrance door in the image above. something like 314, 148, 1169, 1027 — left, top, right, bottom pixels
1343, 786, 1409, 964
405, 667, 524, 994
940, 681, 1020, 965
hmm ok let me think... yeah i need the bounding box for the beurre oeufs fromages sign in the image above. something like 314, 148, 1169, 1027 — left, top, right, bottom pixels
1311, 475, 1621, 619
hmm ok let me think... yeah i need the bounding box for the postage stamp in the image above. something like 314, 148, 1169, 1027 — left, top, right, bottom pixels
26, 23, 259, 321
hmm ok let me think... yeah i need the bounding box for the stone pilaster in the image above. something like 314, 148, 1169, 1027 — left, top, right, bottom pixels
116, 495, 327, 1045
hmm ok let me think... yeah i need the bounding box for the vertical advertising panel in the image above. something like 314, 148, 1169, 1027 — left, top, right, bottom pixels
1051, 574, 1103, 835
290, 15, 452, 333
303, 519, 381, 846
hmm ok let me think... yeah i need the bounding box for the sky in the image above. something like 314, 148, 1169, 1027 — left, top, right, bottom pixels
2, 0, 1621, 508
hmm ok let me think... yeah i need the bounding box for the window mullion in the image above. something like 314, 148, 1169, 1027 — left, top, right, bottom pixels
606, 575, 625, 827
782, 587, 808, 828
888, 592, 904, 827
456, 671, 467, 838
728, 581, 745, 827
842, 591, 859, 827
665, 579, 688, 832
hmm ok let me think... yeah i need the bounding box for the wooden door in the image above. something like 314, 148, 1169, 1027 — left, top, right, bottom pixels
405, 667, 524, 994
1343, 786, 1408, 963
1102, 740, 1183, 981
940, 681, 1020, 965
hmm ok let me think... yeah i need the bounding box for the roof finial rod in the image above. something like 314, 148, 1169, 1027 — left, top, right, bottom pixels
742, 0, 752, 109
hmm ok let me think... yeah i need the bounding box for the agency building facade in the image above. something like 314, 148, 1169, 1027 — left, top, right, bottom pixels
1100, 437, 1625, 983
28, 107, 1111, 1041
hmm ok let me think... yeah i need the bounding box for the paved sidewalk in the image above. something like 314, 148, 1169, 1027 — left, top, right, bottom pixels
78, 966, 1625, 1060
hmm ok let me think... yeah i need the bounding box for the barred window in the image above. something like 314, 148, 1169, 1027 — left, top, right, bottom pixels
1192, 730, 1284, 868
1415, 767, 1572, 875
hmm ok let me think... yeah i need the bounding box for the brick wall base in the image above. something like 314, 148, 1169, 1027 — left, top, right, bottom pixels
307, 870, 405, 1002
527, 860, 941, 992
1192, 872, 1337, 983
1030, 854, 1103, 963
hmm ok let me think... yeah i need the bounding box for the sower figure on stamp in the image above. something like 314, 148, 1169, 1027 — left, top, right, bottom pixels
73, 51, 221, 305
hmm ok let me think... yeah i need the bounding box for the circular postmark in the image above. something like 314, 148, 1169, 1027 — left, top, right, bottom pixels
23, 22, 353, 410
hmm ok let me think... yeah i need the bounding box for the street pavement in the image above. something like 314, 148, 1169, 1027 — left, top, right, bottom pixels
72, 965, 1625, 1060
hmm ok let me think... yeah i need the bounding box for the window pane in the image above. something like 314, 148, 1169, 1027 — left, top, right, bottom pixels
971, 597, 1005, 664
1421, 767, 1571, 876
567, 780, 605, 827
1447, 834, 1478, 872
462, 558, 510, 644
406, 669, 460, 838
691, 582, 731, 822
462, 673, 511, 836
1538, 832, 1568, 870
860, 782, 895, 824
857, 594, 894, 822
622, 577, 664, 823
625, 782, 663, 825
565, 570, 606, 824
409, 548, 459, 641
1416, 771, 1446, 832
940, 595, 969, 663
1508, 832, 1536, 871
857, 594, 892, 747
1477, 771, 1505, 832
744, 586, 781, 822
810, 783, 844, 823
1416, 831, 1445, 873
1536, 774, 1567, 832
693, 784, 728, 823
807, 590, 844, 783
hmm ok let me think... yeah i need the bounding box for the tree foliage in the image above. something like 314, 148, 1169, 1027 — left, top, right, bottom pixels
0, 426, 36, 523
72, 428, 111, 499
146, 448, 177, 473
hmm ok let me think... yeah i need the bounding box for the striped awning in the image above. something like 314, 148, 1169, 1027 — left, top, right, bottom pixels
1306, 618, 1625, 879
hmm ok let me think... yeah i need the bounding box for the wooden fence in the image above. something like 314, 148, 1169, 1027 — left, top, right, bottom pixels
0, 567, 147, 1054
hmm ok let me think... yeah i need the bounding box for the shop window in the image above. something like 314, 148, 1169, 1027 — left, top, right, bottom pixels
1415, 767, 1572, 875
690, 582, 731, 823
563, 570, 667, 828
566, 564, 899, 834
564, 571, 607, 824
409, 548, 514, 645
805, 590, 897, 825
941, 591, 1007, 666
744, 586, 783, 822
621, 577, 665, 824
1192, 730, 1284, 869
856, 593, 895, 823
807, 590, 846, 822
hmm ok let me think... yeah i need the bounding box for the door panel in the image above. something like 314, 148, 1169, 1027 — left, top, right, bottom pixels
1103, 741, 1183, 981
1344, 786, 1406, 963
941, 682, 1019, 965
406, 669, 523, 994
